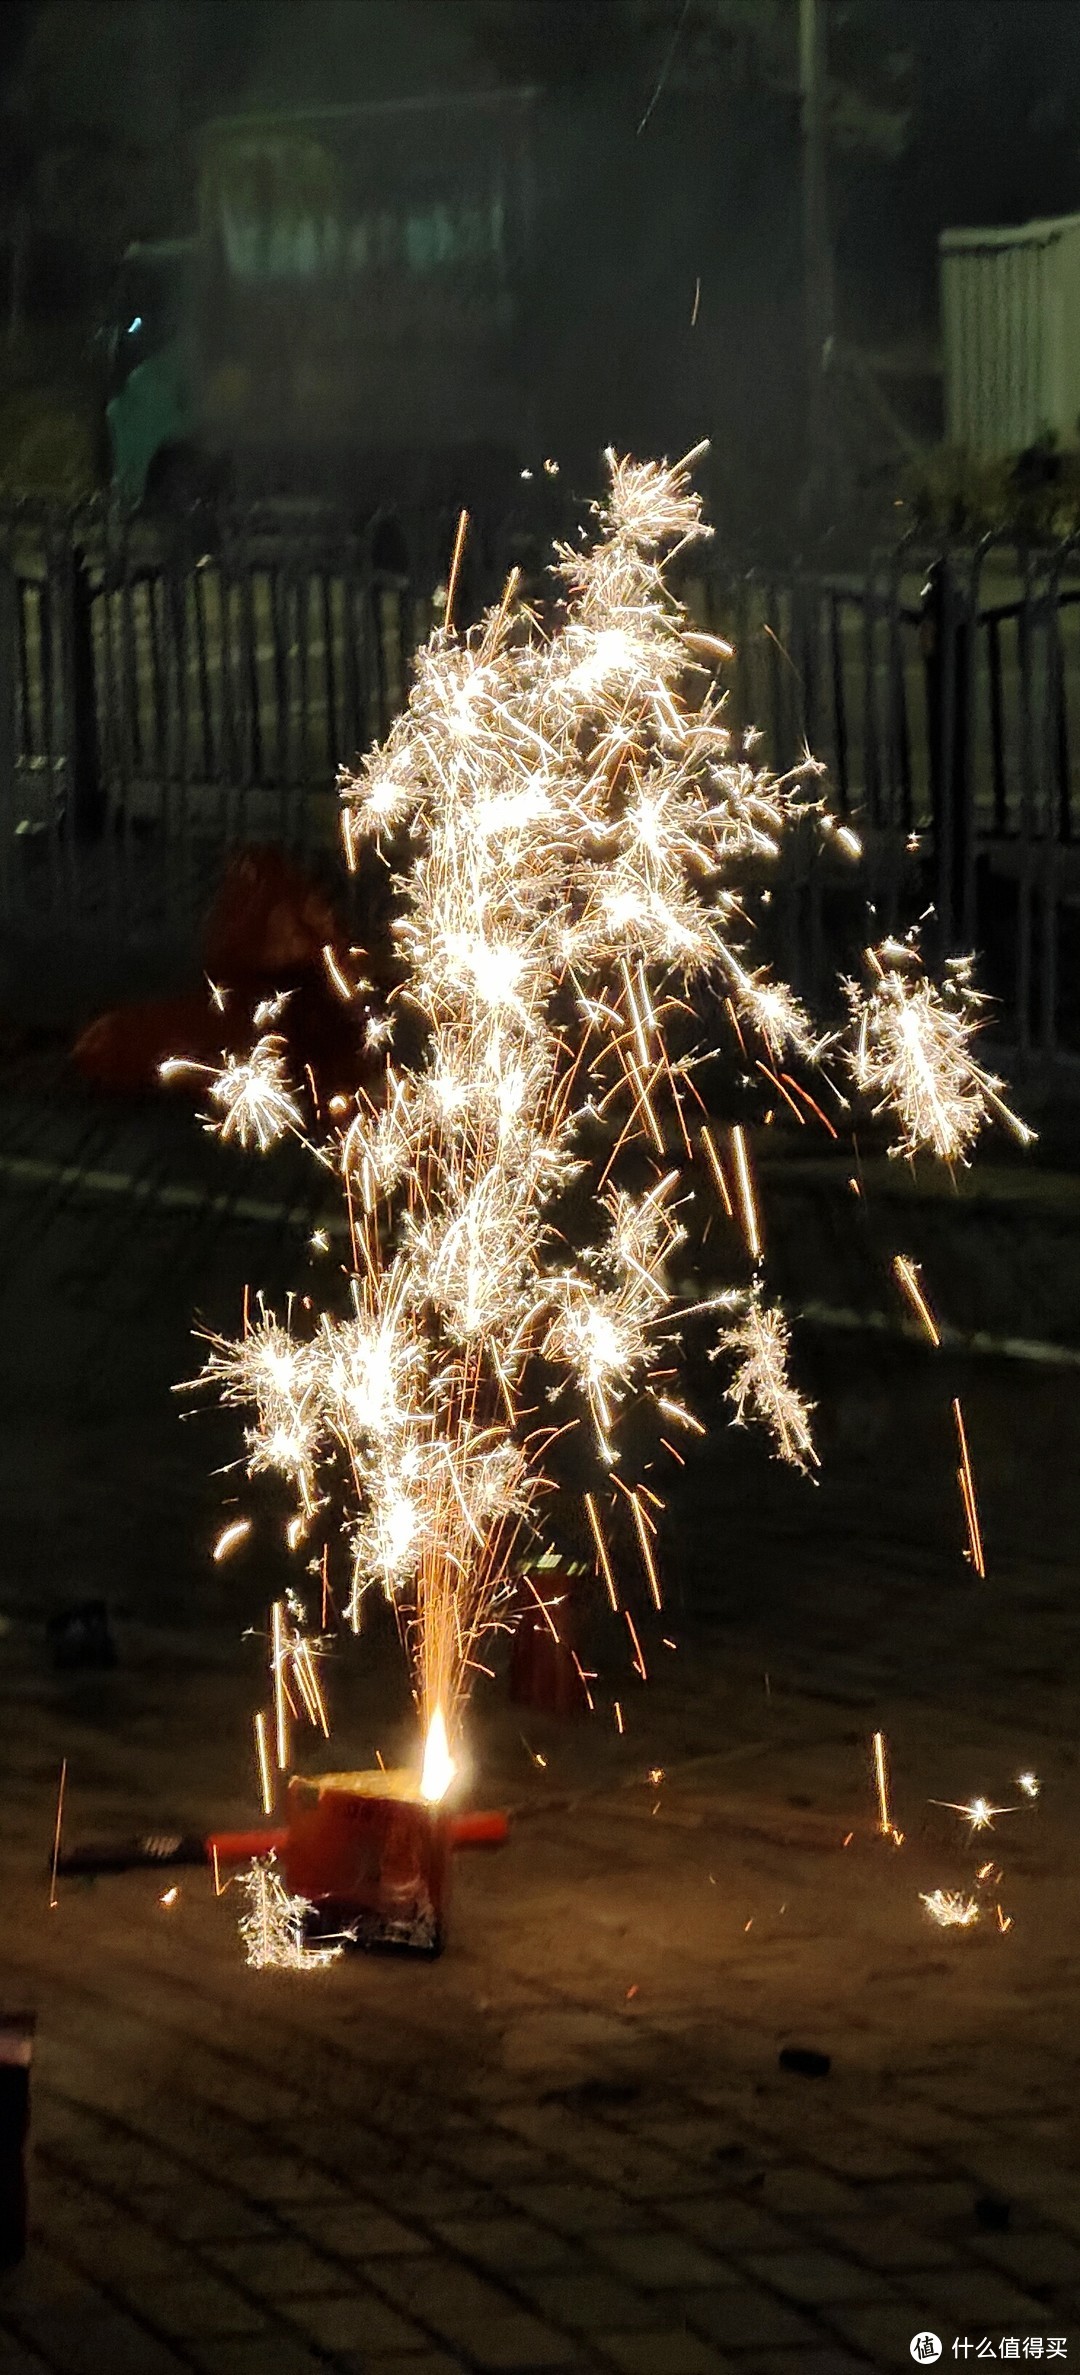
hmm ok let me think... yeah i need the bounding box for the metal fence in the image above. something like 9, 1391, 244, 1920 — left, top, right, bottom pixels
0, 503, 445, 1011
691, 541, 1080, 1060
3, 503, 1080, 1056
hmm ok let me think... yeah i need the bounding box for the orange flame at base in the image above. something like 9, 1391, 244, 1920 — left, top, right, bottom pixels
420, 1705, 456, 1805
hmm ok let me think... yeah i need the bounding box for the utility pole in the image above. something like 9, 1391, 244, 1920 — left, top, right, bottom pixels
798, 0, 835, 532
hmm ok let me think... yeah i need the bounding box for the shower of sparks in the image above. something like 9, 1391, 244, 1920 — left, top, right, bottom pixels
891, 1255, 941, 1347
932, 1795, 1015, 1832
921, 1889, 980, 1928
871, 1729, 903, 1845
181, 447, 1024, 1763
847, 938, 1033, 1164
238, 1855, 342, 1971
714, 1291, 817, 1470
952, 1397, 985, 1576
162, 1038, 306, 1153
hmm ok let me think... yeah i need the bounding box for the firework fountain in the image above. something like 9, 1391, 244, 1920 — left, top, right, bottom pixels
176, 447, 1029, 1959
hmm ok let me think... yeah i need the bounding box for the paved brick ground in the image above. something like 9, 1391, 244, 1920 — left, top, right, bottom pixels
1, 1082, 1080, 2372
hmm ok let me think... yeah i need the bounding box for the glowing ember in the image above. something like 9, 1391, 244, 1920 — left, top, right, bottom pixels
212, 1518, 252, 1563
891, 1255, 941, 1348
1016, 1771, 1041, 1800
952, 1397, 985, 1577
920, 1889, 980, 1928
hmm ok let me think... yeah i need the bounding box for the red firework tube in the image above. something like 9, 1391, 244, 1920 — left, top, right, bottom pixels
207, 1828, 289, 1864
209, 1813, 507, 1857
449, 1810, 509, 1848
56, 1812, 509, 1880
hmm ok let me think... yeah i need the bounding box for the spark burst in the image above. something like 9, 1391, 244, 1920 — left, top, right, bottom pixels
238, 1855, 342, 1971
182, 447, 1024, 1780
848, 938, 1033, 1165
920, 1889, 980, 1928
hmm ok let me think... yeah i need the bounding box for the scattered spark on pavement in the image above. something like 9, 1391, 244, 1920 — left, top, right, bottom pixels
921, 1889, 980, 1927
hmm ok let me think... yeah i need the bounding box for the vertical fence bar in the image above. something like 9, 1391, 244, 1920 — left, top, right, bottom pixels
986, 611, 1007, 836
1015, 557, 1036, 1057
0, 540, 16, 932
958, 549, 984, 949
860, 578, 883, 830
828, 591, 849, 814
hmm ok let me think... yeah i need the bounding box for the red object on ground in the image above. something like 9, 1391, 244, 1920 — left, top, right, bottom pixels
72, 992, 231, 1094
207, 1810, 508, 1864
202, 846, 344, 982
71, 843, 376, 1096
509, 1556, 590, 1717
449, 1810, 509, 1849
208, 1828, 290, 1864
282, 1777, 451, 1952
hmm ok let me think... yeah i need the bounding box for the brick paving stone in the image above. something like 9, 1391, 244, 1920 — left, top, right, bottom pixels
131, 2184, 281, 2242
664, 2197, 800, 2255
857, 2178, 980, 2226
5, 2309, 191, 2375
505, 2183, 650, 2237
59, 2224, 199, 2290
634, 2117, 742, 2161
335, 2357, 465, 2375
285, 2288, 433, 2351
432, 2215, 580, 2274
759, 2168, 868, 2220
0, 2344, 54, 2375
460, 2314, 579, 2369
521, 2270, 667, 2331
737, 2249, 902, 2307
215, 2154, 350, 2204
446, 2136, 557, 2183
184, 2341, 333, 2375
285, 2199, 433, 2256
733, 2352, 873, 2375
345, 2250, 579, 2364
971, 2228, 1080, 2286
902, 2266, 1051, 2325
1, 2255, 109, 2314
123, 2274, 270, 2336
792, 2139, 938, 2183
680, 2287, 824, 2350
811, 2214, 959, 2272
204, 2235, 348, 2296
595, 2331, 734, 2374
377, 2177, 503, 2223
821, 2299, 936, 2360
594, 2232, 737, 2290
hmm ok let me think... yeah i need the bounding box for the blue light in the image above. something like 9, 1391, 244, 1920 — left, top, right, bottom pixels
127, 315, 142, 335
